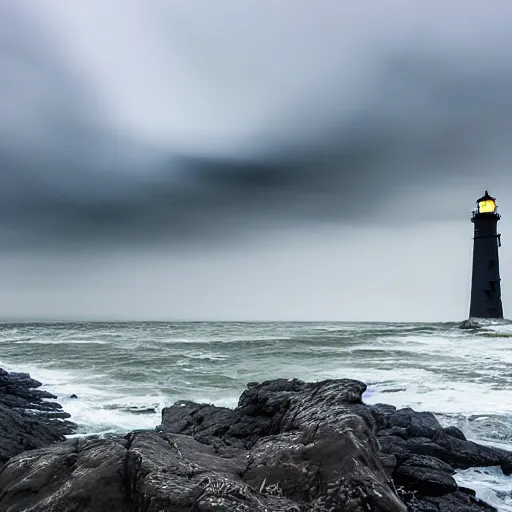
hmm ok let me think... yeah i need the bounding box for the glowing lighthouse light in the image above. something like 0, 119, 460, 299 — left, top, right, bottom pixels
477, 194, 497, 214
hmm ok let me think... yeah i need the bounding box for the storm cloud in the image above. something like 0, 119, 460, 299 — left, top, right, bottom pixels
1, 1, 512, 321
2, 0, 512, 251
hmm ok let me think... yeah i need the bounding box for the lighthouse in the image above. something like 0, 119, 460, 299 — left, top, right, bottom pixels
469, 191, 503, 319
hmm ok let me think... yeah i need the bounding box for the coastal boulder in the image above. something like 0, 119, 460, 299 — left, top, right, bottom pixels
0, 367, 76, 466
393, 455, 457, 496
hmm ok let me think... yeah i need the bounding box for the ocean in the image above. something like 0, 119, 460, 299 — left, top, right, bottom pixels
1, 320, 511, 510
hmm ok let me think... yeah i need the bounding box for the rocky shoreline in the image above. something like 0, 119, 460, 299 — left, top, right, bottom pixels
0, 367, 509, 511
0, 367, 76, 466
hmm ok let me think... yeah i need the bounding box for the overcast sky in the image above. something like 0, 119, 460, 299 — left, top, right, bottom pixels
2, 1, 512, 321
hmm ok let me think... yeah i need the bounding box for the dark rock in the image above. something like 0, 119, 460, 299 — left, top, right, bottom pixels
443, 426, 466, 440
160, 378, 377, 450
432, 431, 512, 474
0, 436, 129, 512
405, 437, 452, 461
394, 465, 457, 496
243, 428, 404, 511
378, 427, 409, 439
404, 490, 496, 512
160, 400, 246, 448
393, 455, 457, 496
378, 435, 409, 459
0, 430, 406, 512
369, 403, 397, 430
70, 394, 78, 399
459, 319, 482, 330
104, 404, 157, 415
0, 367, 76, 466
389, 408, 443, 439
459, 486, 477, 497
127, 406, 155, 414
401, 455, 454, 473
0, 403, 64, 466
376, 404, 512, 476
380, 453, 398, 475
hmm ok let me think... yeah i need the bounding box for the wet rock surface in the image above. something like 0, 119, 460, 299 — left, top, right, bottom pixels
0, 367, 76, 466
370, 404, 510, 512
0, 374, 509, 511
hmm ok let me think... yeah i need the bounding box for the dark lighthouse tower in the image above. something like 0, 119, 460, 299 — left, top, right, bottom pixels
469, 191, 503, 319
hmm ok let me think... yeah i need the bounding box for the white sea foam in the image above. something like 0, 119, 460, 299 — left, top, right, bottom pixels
454, 467, 512, 512
61, 395, 164, 434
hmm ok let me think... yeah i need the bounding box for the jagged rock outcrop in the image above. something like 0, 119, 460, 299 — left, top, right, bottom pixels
0, 367, 76, 466
160, 379, 406, 511
369, 404, 509, 512
0, 376, 509, 512
0, 378, 406, 511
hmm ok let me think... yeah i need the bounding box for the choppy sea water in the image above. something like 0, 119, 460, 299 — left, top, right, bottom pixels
1, 321, 511, 510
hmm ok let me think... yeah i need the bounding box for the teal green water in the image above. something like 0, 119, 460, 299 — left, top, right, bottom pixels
0, 321, 510, 433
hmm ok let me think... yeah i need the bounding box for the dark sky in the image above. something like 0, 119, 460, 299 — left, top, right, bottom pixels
2, 1, 512, 321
